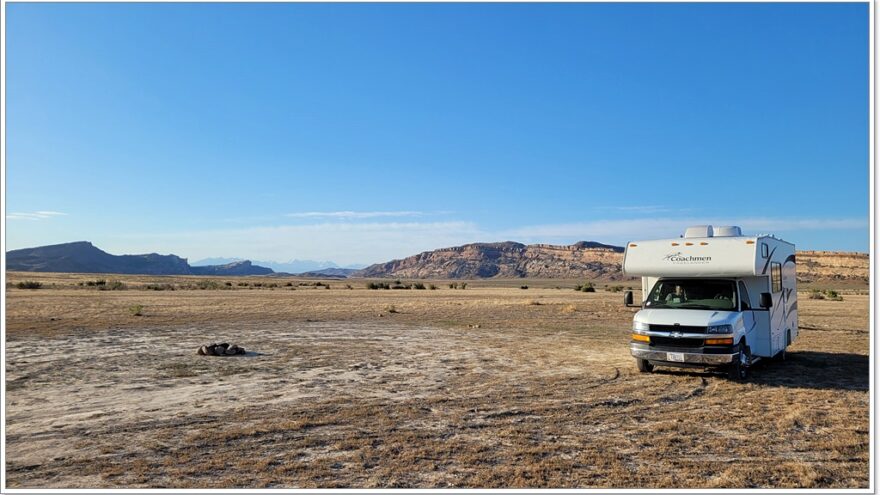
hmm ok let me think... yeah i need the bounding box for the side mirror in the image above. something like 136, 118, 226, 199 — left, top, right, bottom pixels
760, 292, 773, 308
624, 291, 634, 306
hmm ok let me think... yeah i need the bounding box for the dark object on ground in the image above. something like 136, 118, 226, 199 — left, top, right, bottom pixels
197, 342, 246, 356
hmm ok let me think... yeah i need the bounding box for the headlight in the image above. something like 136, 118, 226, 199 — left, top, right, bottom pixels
633, 321, 650, 331
707, 324, 733, 334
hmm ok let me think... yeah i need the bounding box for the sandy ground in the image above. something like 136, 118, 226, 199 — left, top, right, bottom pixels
3, 274, 871, 488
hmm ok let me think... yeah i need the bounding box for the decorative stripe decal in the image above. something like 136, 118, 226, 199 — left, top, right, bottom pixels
783, 253, 797, 315
761, 246, 777, 274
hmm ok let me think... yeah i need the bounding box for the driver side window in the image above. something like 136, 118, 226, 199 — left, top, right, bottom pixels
738, 281, 751, 311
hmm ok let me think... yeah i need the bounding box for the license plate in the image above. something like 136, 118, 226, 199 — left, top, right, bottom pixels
667, 352, 686, 362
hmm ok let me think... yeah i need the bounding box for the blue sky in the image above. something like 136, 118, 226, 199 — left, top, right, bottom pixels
5, 3, 869, 265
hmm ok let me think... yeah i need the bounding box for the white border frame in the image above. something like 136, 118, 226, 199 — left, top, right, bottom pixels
0, 0, 874, 493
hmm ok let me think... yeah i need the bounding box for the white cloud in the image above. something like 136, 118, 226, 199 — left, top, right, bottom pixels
285, 211, 425, 219
6, 211, 68, 221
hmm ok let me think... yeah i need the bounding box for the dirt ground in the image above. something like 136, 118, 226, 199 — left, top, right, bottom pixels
3, 273, 871, 488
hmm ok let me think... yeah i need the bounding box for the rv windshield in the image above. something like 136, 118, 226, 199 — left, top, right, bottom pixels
645, 279, 737, 311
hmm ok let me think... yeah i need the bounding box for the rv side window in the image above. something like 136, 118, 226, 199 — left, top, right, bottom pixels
738, 281, 751, 310
771, 262, 782, 293
761, 243, 769, 259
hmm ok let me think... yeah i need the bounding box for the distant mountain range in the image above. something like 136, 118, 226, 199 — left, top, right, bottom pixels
295, 267, 361, 278
192, 257, 364, 274
5, 240, 869, 283
6, 242, 273, 276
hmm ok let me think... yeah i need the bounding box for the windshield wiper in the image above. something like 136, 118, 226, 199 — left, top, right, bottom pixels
677, 303, 718, 310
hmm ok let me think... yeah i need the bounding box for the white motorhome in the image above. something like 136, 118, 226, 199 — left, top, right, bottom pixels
622, 225, 797, 380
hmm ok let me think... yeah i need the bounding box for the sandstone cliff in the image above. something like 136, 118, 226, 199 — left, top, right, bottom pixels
357, 242, 868, 282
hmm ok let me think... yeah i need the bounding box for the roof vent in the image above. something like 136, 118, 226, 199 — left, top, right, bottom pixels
684, 225, 713, 238
714, 226, 743, 237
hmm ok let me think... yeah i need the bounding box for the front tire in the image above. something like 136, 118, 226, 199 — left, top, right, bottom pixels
636, 358, 654, 373
727, 341, 750, 381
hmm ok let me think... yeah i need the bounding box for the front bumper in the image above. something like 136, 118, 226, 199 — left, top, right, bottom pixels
631, 345, 736, 366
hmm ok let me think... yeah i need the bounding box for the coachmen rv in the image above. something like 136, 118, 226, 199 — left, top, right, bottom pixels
622, 225, 797, 380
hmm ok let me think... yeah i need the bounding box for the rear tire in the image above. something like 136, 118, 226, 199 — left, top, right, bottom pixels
727, 341, 750, 381
636, 358, 654, 373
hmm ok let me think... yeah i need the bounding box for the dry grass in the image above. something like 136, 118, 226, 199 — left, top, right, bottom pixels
4, 271, 870, 488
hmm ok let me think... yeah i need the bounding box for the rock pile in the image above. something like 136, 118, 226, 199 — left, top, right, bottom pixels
197, 342, 246, 356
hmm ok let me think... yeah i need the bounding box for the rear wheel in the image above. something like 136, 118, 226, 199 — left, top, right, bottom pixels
727, 341, 750, 381
636, 358, 654, 373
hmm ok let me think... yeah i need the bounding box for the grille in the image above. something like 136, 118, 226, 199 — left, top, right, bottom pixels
649, 324, 707, 334
650, 336, 704, 348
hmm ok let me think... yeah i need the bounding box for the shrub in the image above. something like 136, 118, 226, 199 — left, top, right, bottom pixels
367, 282, 391, 290
98, 280, 127, 291
825, 289, 843, 301
345, 284, 353, 290
225, 282, 233, 287
449, 283, 457, 289
145, 283, 175, 291
195, 280, 222, 290
384, 304, 398, 314
394, 279, 402, 285
391, 284, 408, 290
520, 285, 529, 290
429, 284, 437, 290
606, 285, 624, 293
129, 304, 144, 316
413, 282, 426, 290
576, 281, 595, 292
17, 281, 42, 289
285, 282, 293, 287
460, 283, 468, 290
238, 282, 249, 287
808, 289, 825, 300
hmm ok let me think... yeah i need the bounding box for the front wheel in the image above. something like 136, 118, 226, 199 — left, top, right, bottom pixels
727, 341, 750, 381
636, 358, 654, 373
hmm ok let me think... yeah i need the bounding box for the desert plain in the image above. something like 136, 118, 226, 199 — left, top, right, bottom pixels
3, 272, 871, 488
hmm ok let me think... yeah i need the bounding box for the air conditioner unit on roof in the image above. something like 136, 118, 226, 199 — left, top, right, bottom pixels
714, 226, 743, 237
684, 225, 713, 238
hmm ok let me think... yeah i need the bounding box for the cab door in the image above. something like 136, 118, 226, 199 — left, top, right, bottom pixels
738, 281, 757, 345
